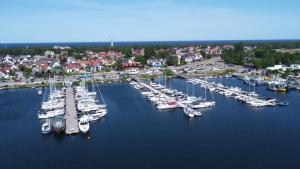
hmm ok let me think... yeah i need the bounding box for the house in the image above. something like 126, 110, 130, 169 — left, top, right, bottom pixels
132, 48, 145, 56
53, 46, 71, 50
101, 59, 114, 66
99, 52, 108, 58
223, 45, 234, 50
183, 55, 194, 63
15, 71, 24, 80
2, 55, 15, 65
19, 56, 31, 65
193, 54, 203, 61
206, 46, 222, 56
267, 64, 289, 71
65, 63, 81, 73
52, 62, 61, 68
123, 58, 138, 68
86, 51, 97, 58
44, 50, 55, 57
0, 66, 10, 79
88, 59, 102, 72
290, 64, 300, 70
67, 57, 77, 64
147, 58, 165, 68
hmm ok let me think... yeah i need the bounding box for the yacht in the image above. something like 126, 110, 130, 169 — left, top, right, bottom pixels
190, 101, 215, 109
157, 100, 177, 110
183, 107, 195, 118
38, 109, 65, 119
79, 115, 90, 133
41, 118, 52, 134
51, 116, 65, 134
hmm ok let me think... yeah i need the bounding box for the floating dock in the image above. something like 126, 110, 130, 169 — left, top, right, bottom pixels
65, 84, 79, 134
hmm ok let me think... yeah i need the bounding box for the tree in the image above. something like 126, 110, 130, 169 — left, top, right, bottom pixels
113, 59, 124, 71
166, 55, 177, 66
23, 67, 32, 79
200, 50, 207, 59
164, 69, 174, 77
134, 55, 147, 65
222, 43, 245, 65
124, 48, 132, 58
144, 47, 155, 60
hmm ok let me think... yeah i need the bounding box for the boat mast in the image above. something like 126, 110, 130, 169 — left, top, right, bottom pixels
164, 69, 167, 88
204, 63, 207, 100
192, 83, 195, 97
186, 81, 189, 95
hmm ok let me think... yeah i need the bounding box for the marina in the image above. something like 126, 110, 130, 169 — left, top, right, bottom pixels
130, 78, 215, 118
0, 78, 299, 169
188, 78, 280, 107
38, 78, 108, 135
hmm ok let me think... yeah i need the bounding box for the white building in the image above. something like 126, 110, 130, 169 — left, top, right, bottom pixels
290, 64, 300, 70
67, 57, 77, 64
267, 64, 288, 71
44, 50, 55, 57
2, 55, 15, 65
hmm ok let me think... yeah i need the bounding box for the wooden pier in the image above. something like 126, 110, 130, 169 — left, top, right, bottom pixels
65, 84, 79, 134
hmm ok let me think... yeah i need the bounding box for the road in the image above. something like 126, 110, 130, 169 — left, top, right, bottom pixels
0, 57, 245, 88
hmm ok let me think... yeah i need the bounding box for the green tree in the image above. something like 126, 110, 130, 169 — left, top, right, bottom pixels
134, 55, 147, 65
124, 48, 132, 58
113, 59, 124, 71
164, 69, 174, 77
144, 47, 155, 60
200, 50, 207, 59
166, 55, 177, 66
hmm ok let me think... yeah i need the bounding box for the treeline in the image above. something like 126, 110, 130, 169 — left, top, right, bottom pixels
222, 43, 300, 68
253, 49, 300, 68
0, 45, 171, 57
222, 43, 245, 65
252, 41, 300, 49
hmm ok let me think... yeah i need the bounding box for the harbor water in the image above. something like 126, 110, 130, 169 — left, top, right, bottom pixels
0, 78, 300, 169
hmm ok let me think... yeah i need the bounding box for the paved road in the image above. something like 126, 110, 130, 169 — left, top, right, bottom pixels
0, 57, 245, 88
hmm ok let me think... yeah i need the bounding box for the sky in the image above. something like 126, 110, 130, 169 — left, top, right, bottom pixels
0, 0, 300, 43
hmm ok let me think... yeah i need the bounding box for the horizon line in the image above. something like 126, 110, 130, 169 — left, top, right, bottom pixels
1, 39, 300, 45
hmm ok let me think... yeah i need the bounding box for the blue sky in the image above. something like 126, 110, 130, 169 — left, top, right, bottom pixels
0, 0, 299, 43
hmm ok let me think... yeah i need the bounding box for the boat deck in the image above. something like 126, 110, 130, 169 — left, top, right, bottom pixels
65, 84, 79, 134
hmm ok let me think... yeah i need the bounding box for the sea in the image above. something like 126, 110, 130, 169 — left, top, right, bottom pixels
0, 77, 300, 169
1, 40, 300, 48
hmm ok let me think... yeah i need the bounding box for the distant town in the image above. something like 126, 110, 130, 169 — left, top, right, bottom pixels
0, 41, 300, 91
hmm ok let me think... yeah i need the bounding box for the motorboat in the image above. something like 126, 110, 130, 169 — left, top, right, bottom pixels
41, 118, 52, 134
190, 101, 215, 109
79, 115, 90, 134
51, 116, 65, 133
157, 100, 177, 110
183, 107, 195, 118
38, 109, 65, 119
38, 90, 42, 95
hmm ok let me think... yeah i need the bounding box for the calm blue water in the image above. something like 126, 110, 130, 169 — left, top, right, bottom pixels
0, 78, 300, 169
1, 40, 300, 48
